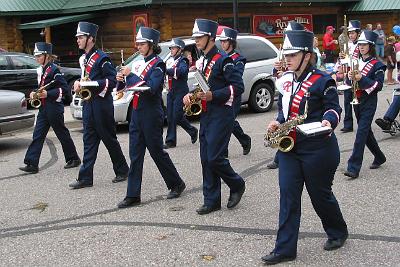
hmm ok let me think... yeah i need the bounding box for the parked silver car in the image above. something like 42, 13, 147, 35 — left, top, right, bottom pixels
0, 90, 35, 135
70, 34, 278, 123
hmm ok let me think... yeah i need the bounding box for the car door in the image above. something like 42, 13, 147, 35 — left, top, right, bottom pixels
8, 54, 40, 98
0, 55, 20, 93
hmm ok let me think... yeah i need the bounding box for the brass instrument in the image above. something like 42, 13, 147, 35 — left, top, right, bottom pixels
114, 50, 141, 101
337, 15, 352, 91
350, 59, 360, 105
77, 75, 92, 101
183, 70, 210, 116
278, 44, 286, 72
264, 96, 309, 152
183, 86, 202, 116
29, 80, 56, 108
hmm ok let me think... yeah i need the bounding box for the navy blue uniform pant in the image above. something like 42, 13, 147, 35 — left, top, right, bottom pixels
24, 107, 79, 167
343, 89, 353, 129
78, 100, 128, 183
127, 108, 183, 197
200, 111, 245, 206
231, 97, 249, 146
347, 95, 386, 174
384, 94, 400, 121
165, 92, 197, 145
274, 135, 347, 257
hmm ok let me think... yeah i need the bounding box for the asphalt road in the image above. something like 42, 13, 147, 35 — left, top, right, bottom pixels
0, 84, 399, 266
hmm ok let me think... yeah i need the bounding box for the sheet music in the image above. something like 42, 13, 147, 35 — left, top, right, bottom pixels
194, 71, 210, 93
80, 81, 99, 87
126, 86, 150, 92
297, 122, 332, 136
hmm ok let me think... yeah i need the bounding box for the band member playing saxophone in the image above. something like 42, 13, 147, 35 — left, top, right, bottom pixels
183, 19, 246, 215
344, 30, 387, 179
69, 22, 129, 189
20, 42, 80, 174
262, 29, 347, 265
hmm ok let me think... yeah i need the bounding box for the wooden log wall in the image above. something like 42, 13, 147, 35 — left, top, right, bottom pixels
0, 17, 23, 52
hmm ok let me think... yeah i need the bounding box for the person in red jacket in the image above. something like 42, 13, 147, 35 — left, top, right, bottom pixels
323, 26, 338, 63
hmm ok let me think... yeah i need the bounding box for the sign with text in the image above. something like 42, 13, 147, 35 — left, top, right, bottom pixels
253, 14, 313, 38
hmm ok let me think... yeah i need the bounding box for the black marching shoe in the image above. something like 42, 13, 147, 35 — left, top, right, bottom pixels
69, 180, 93, 189
117, 197, 141, 208
191, 128, 199, 144
242, 135, 252, 155
167, 182, 186, 199
227, 183, 246, 209
324, 234, 348, 251
267, 161, 279, 169
375, 118, 392, 131
112, 174, 128, 183
344, 171, 359, 179
163, 143, 176, 149
196, 204, 221, 215
340, 128, 353, 133
370, 156, 386, 169
261, 252, 296, 265
64, 159, 81, 169
19, 164, 39, 174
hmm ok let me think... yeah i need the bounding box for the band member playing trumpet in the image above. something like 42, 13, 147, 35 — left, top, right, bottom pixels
117, 27, 186, 208
164, 38, 199, 149
219, 27, 251, 157
20, 42, 80, 174
262, 30, 347, 265
183, 19, 246, 215
344, 30, 387, 179
69, 22, 129, 189
338, 20, 361, 133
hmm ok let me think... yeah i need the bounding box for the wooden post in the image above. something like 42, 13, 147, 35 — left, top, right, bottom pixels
45, 26, 51, 43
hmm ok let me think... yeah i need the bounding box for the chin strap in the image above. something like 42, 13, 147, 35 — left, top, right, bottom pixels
295, 52, 307, 72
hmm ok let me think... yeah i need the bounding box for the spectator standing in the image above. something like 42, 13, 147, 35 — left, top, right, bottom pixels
338, 26, 346, 53
373, 23, 386, 60
365, 24, 373, 31
313, 36, 323, 69
395, 38, 400, 82
323, 26, 338, 63
385, 36, 397, 84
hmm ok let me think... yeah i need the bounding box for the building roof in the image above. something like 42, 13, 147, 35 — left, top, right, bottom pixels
18, 14, 96, 29
1, 0, 359, 15
348, 0, 400, 12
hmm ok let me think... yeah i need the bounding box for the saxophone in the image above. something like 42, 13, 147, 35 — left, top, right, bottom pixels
183, 86, 202, 116
264, 97, 309, 152
29, 80, 56, 108
77, 74, 92, 101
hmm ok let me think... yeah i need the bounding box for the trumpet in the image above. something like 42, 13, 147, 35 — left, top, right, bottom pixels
183, 86, 202, 116
350, 59, 360, 105
337, 15, 352, 91
29, 80, 56, 108
77, 75, 92, 101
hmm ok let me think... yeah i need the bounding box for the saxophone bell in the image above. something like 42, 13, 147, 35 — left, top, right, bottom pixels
183, 86, 202, 116
78, 88, 92, 101
30, 97, 42, 109
270, 135, 295, 152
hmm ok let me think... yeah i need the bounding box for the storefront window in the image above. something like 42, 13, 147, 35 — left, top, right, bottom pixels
218, 17, 251, 33
313, 14, 337, 34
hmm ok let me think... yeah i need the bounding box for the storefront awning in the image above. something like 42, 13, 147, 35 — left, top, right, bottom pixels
18, 13, 96, 29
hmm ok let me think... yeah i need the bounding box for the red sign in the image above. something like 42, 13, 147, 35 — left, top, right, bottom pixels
253, 14, 313, 38
132, 13, 149, 43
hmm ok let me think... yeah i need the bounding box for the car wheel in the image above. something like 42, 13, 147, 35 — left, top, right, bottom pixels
248, 82, 274, 112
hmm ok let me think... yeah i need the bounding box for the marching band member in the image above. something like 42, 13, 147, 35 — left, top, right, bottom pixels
262, 29, 347, 264
267, 21, 305, 170
20, 42, 81, 174
218, 27, 251, 156
69, 22, 129, 189
339, 20, 362, 133
117, 27, 186, 208
344, 30, 387, 179
375, 90, 400, 131
183, 19, 246, 215
164, 38, 198, 149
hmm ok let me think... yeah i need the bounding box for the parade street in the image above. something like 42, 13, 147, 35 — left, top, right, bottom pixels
0, 84, 399, 266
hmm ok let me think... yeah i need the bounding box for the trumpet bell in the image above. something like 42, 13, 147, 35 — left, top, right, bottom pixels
277, 135, 295, 152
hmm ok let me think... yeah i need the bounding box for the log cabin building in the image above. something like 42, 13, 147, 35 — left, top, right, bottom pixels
0, 0, 399, 67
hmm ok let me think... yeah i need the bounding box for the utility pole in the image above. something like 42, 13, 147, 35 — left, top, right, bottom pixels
233, 0, 239, 30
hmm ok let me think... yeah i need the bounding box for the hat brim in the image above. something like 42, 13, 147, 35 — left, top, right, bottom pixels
347, 27, 359, 32
192, 32, 209, 37
283, 49, 301, 55
218, 36, 230, 41
357, 40, 373, 45
136, 38, 153, 43
34, 52, 45, 56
